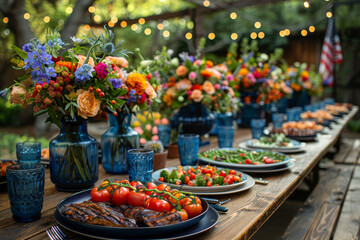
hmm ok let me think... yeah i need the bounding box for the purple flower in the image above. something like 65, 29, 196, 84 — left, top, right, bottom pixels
75, 64, 94, 84
94, 62, 109, 79
109, 78, 123, 89
22, 43, 34, 52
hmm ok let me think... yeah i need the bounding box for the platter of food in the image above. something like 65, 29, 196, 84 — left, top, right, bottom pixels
0, 160, 16, 184
198, 148, 291, 170
55, 179, 216, 239
240, 161, 294, 174
152, 165, 247, 193
245, 134, 303, 151
271, 128, 318, 142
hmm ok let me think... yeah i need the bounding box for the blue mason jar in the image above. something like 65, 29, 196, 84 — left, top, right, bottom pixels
49, 116, 99, 192
101, 113, 140, 174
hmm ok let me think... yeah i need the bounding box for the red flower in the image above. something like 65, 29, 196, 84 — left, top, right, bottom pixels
138, 93, 147, 104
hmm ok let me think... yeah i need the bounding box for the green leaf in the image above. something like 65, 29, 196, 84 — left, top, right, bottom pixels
11, 46, 28, 59
34, 109, 48, 116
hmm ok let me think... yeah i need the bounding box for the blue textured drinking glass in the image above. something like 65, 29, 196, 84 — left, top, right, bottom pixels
292, 107, 302, 121
7, 163, 45, 222
127, 149, 153, 183
217, 126, 235, 148
177, 134, 200, 166
158, 124, 171, 146
324, 98, 335, 105
286, 108, 297, 121
272, 113, 285, 129
251, 119, 266, 139
304, 105, 313, 112
16, 141, 41, 164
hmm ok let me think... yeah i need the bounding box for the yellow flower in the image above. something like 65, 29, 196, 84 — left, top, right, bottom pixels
138, 115, 146, 123
133, 121, 141, 127
126, 73, 147, 95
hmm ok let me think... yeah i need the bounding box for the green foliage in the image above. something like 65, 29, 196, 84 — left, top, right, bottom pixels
0, 98, 23, 127
348, 120, 360, 132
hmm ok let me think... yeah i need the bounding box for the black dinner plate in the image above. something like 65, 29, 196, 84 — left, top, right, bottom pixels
55, 206, 220, 240
56, 189, 210, 238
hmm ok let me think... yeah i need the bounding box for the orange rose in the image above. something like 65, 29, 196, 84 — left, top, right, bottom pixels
176, 79, 192, 91
238, 68, 249, 77
145, 81, 157, 100
203, 81, 215, 95
190, 89, 203, 102
77, 55, 95, 67
77, 90, 100, 119
105, 56, 128, 68
176, 65, 188, 77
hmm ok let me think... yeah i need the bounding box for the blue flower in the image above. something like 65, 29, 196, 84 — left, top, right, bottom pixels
70, 36, 81, 43
75, 64, 94, 84
109, 78, 123, 89
22, 43, 34, 52
36, 73, 51, 84
128, 89, 137, 103
47, 38, 65, 48
45, 67, 57, 78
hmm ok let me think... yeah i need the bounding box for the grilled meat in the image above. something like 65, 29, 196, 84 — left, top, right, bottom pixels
62, 202, 137, 228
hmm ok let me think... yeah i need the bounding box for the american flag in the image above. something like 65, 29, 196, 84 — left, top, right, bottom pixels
319, 16, 343, 86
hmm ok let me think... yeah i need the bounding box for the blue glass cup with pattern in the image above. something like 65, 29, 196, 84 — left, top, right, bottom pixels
6, 163, 45, 222
217, 126, 235, 148
127, 149, 154, 183
16, 141, 41, 164
292, 107, 303, 121
177, 134, 200, 166
286, 108, 297, 122
158, 124, 171, 146
272, 113, 285, 129
304, 105, 313, 112
250, 119, 266, 139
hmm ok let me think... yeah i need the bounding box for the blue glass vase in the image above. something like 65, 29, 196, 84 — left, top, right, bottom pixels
101, 113, 140, 174
289, 91, 311, 108
49, 116, 99, 192
237, 103, 265, 128
273, 97, 288, 113
170, 102, 215, 136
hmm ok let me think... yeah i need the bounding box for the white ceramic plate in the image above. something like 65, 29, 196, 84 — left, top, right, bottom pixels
240, 161, 294, 173
239, 142, 306, 154
152, 166, 247, 193
245, 139, 302, 151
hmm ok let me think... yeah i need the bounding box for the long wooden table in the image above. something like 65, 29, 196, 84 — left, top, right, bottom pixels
0, 107, 357, 240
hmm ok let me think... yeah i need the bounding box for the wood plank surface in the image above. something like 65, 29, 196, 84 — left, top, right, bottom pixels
333, 138, 354, 163
333, 164, 360, 240
344, 139, 360, 164
0, 106, 357, 240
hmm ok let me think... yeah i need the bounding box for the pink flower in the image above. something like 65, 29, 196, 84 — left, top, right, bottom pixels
134, 126, 144, 135
105, 56, 128, 68
112, 66, 125, 80
94, 62, 109, 79
189, 71, 197, 80
247, 73, 256, 85
161, 118, 169, 125
145, 124, 152, 131
226, 74, 234, 81
154, 119, 161, 125
145, 81, 157, 100
152, 126, 158, 134
253, 71, 261, 79
194, 59, 203, 66
214, 84, 221, 90
151, 135, 159, 141
187, 90, 192, 96
140, 138, 147, 145
222, 80, 229, 86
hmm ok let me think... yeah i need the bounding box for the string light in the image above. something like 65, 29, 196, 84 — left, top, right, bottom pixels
284, 29, 290, 36
326, 11, 332, 18
43, 16, 50, 23
120, 21, 127, 28
231, 33, 238, 40
185, 32, 192, 40
279, 30, 285, 37
258, 32, 265, 39
250, 32, 257, 39
301, 29, 308, 36
94, 15, 101, 22
66, 7, 73, 14
84, 25, 91, 31
131, 24, 138, 31
309, 26, 315, 32
304, 1, 310, 8
111, 17, 118, 23
144, 28, 151, 35
254, 22, 261, 28
138, 18, 145, 25
88, 6, 95, 13
203, 0, 210, 7
208, 32, 215, 40
163, 30, 170, 38
3, 17, 8, 23
187, 21, 194, 29
157, 23, 164, 30
24, 13, 30, 20
230, 12, 237, 19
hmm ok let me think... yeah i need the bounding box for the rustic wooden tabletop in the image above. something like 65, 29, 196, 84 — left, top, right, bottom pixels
0, 107, 357, 240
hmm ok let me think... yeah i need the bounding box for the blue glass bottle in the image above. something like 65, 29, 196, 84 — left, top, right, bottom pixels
101, 113, 140, 174
49, 116, 99, 192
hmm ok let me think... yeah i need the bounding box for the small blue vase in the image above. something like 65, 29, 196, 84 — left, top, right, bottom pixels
101, 113, 140, 174
237, 103, 265, 128
170, 102, 215, 136
49, 116, 99, 192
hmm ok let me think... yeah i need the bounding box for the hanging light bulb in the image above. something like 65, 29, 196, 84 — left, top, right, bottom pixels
304, 1, 310, 8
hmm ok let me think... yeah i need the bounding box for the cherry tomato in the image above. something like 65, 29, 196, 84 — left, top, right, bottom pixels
233, 176, 241, 183
112, 187, 129, 205
99, 180, 116, 193
1, 165, 8, 176
223, 175, 234, 185
171, 208, 188, 221
229, 170, 237, 175
238, 162, 242, 164
180, 196, 201, 207
239, 153, 245, 157
148, 199, 172, 212
182, 197, 203, 218
119, 179, 130, 185
168, 192, 184, 205
175, 180, 181, 185
158, 177, 164, 182
206, 181, 213, 187
145, 182, 157, 195
219, 170, 227, 177
128, 191, 148, 207
130, 181, 144, 189
144, 197, 155, 209
185, 176, 190, 184
91, 187, 111, 202
202, 168, 212, 174
189, 173, 196, 180
264, 158, 274, 164
187, 180, 195, 186
157, 184, 171, 192
245, 159, 252, 164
